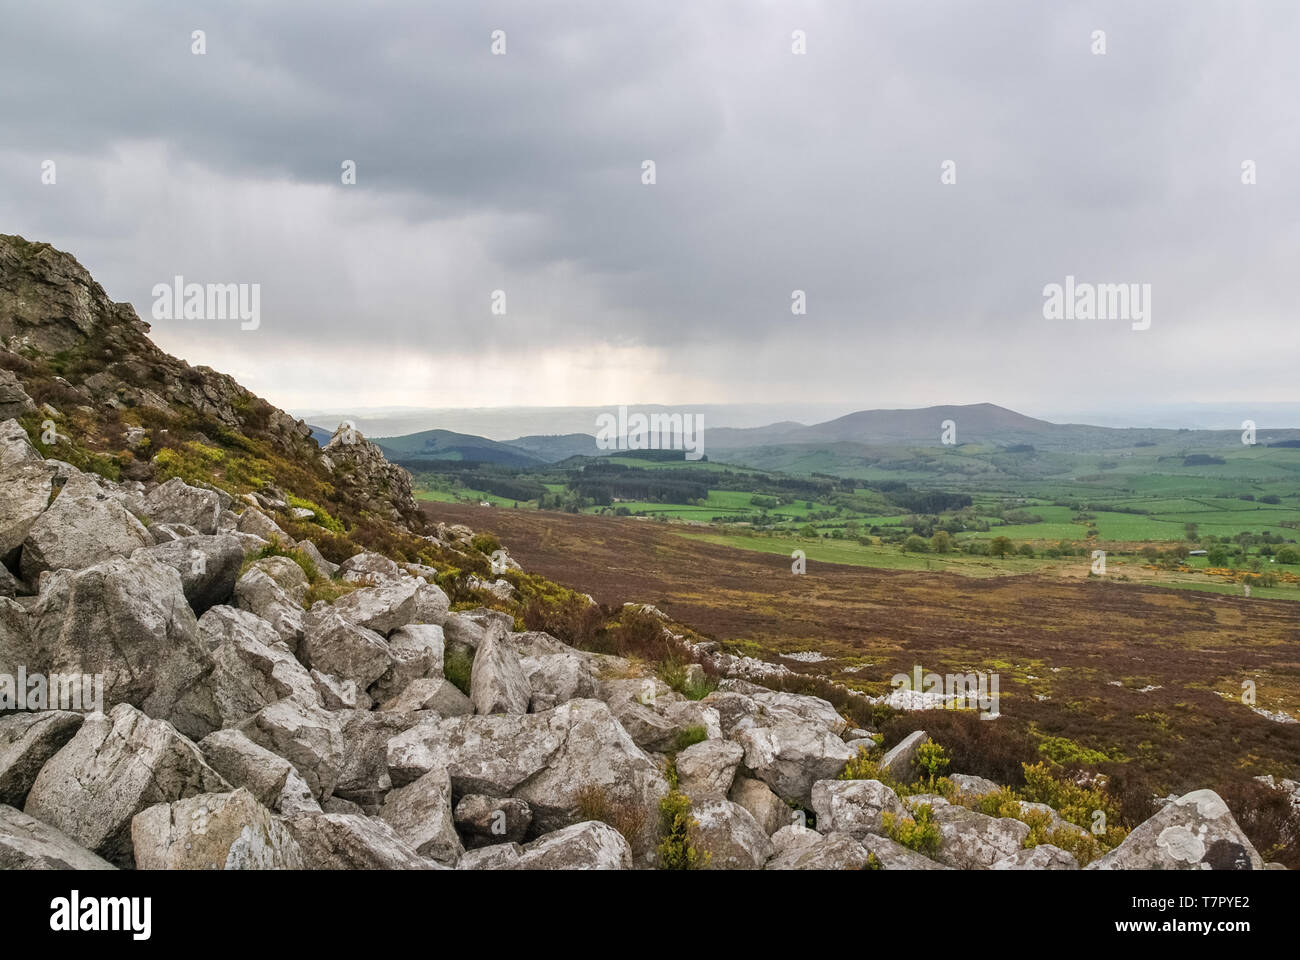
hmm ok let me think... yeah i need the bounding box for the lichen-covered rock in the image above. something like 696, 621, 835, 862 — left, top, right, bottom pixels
334, 710, 424, 810
327, 578, 449, 635
338, 551, 401, 584
924, 800, 1030, 869
0, 804, 116, 870
513, 820, 632, 869
131, 535, 244, 614
300, 607, 394, 690
143, 478, 222, 535
766, 825, 870, 870
369, 623, 443, 703
730, 715, 853, 806
237, 696, 344, 800
378, 676, 473, 715
170, 605, 320, 735
992, 844, 1079, 870
198, 728, 319, 816
470, 623, 531, 715
0, 460, 56, 563
20, 487, 152, 581
377, 767, 463, 865
810, 778, 907, 840
1088, 789, 1264, 871
676, 738, 743, 800
859, 833, 951, 870
23, 704, 230, 867
0, 711, 84, 807
285, 812, 435, 869
131, 788, 304, 869
233, 563, 305, 651
28, 554, 216, 734
689, 799, 775, 869
388, 699, 668, 855
877, 730, 928, 783
729, 774, 792, 836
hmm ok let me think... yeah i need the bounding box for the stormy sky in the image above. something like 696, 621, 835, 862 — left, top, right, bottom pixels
3, 1, 1297, 421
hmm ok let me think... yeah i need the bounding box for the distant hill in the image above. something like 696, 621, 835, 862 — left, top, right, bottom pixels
707, 402, 1300, 453
375, 428, 545, 468
308, 424, 333, 447
504, 433, 603, 462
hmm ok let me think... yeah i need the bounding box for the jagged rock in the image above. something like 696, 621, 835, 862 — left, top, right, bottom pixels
676, 738, 744, 800
132, 534, 244, 614
295, 539, 338, 578
24, 704, 230, 867
950, 773, 1001, 797
321, 425, 418, 522
1088, 789, 1264, 871
388, 699, 668, 855
285, 812, 435, 869
377, 767, 463, 865
379, 677, 473, 715
442, 610, 489, 656
992, 844, 1079, 870
925, 800, 1030, 869
327, 578, 449, 635
198, 728, 320, 816
234, 561, 305, 650
0, 418, 42, 471
20, 485, 152, 581
0, 597, 33, 670
454, 794, 532, 847
689, 799, 775, 869
236, 507, 291, 545
300, 607, 393, 690
132, 788, 304, 869
513, 820, 632, 869
0, 460, 55, 562
0, 804, 116, 870
143, 477, 222, 534
470, 623, 531, 715
334, 710, 424, 810
729, 774, 792, 836
339, 552, 401, 584
170, 605, 319, 735
237, 697, 344, 800
811, 779, 907, 840
766, 825, 870, 870
322, 796, 366, 816
312, 669, 369, 710
149, 522, 200, 543
0, 372, 36, 419
520, 651, 600, 712
370, 623, 443, 703
604, 682, 722, 753
0, 711, 84, 807
457, 843, 523, 870
0, 560, 19, 597
859, 833, 951, 870
730, 714, 853, 806
878, 730, 928, 782
28, 554, 215, 733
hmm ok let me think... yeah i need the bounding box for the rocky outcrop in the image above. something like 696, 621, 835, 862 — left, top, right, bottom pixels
23, 705, 229, 867
1088, 789, 1264, 870
131, 788, 305, 869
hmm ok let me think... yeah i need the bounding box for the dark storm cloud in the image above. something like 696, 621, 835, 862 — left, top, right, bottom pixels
1, 0, 1296, 410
